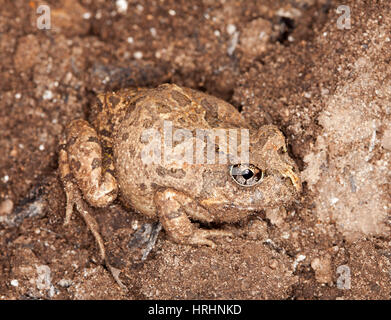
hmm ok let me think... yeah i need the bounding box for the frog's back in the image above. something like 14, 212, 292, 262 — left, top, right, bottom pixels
109, 84, 246, 217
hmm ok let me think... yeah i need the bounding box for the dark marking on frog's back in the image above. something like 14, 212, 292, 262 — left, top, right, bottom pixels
67, 136, 77, 147
201, 98, 220, 126
109, 95, 121, 108
171, 90, 191, 107
88, 136, 100, 144
139, 183, 146, 191
156, 102, 172, 113
156, 166, 186, 179
91, 158, 101, 169
127, 145, 135, 157
71, 159, 81, 171
95, 97, 103, 112
189, 113, 198, 122
100, 129, 111, 137
134, 95, 147, 106
122, 132, 129, 141
142, 118, 154, 128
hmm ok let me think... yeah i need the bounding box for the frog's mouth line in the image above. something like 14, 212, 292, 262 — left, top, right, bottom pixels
200, 198, 260, 211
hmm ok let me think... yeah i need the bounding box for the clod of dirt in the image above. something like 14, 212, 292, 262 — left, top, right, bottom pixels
311, 254, 333, 284
0, 199, 13, 217
238, 18, 272, 58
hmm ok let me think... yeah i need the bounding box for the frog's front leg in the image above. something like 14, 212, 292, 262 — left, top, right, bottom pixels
59, 119, 118, 257
154, 189, 232, 248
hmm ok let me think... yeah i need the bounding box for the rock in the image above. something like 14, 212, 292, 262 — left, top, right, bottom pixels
238, 18, 272, 58
265, 207, 287, 227
13, 35, 41, 71
244, 218, 268, 241
50, 0, 90, 37
0, 199, 13, 216
311, 254, 332, 284
381, 128, 391, 151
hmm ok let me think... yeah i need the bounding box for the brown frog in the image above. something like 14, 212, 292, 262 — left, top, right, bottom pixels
59, 83, 301, 280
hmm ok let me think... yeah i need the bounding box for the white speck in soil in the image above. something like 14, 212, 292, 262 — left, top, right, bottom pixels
43, 90, 53, 100
83, 12, 92, 19
293, 254, 306, 270
10, 279, 19, 287
227, 31, 239, 56
226, 24, 236, 35
134, 51, 143, 60
116, 0, 128, 13
330, 197, 339, 205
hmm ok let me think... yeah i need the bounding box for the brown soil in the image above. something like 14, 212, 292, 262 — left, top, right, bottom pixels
0, 0, 390, 300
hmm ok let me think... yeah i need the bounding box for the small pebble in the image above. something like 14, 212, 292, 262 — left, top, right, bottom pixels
15, 93, 21, 99
58, 279, 72, 288
83, 12, 92, 19
43, 90, 53, 100
150, 27, 157, 37
381, 128, 391, 151
0, 199, 13, 216
39, 144, 45, 151
226, 24, 236, 35
269, 259, 278, 270
116, 0, 128, 13
127, 37, 134, 44
330, 197, 339, 205
311, 255, 333, 284
10, 279, 19, 287
134, 51, 143, 60
168, 9, 176, 16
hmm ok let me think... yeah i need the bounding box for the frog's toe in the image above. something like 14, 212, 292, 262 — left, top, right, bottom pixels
205, 229, 233, 238
189, 232, 217, 248
189, 229, 233, 248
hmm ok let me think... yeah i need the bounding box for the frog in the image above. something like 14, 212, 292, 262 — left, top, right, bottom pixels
59, 83, 301, 280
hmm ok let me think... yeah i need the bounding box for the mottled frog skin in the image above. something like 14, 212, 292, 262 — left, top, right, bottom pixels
59, 83, 301, 261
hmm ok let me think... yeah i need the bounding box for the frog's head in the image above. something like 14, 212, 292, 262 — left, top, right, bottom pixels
200, 125, 301, 217
233, 125, 301, 191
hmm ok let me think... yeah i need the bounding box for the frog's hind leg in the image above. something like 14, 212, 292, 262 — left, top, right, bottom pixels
154, 189, 232, 248
59, 120, 124, 288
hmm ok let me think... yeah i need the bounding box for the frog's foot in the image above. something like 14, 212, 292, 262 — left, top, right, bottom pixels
154, 189, 233, 248
60, 163, 126, 289
188, 229, 233, 248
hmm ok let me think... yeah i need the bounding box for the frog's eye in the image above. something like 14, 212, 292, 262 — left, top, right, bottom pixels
230, 164, 264, 187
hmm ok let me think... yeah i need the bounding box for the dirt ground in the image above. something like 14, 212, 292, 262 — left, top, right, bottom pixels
0, 0, 390, 300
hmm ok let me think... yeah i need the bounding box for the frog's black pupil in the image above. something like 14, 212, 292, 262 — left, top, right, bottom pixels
242, 169, 253, 180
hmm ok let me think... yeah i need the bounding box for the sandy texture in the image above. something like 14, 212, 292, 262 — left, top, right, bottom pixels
0, 0, 390, 300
